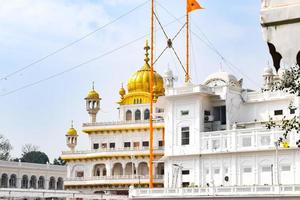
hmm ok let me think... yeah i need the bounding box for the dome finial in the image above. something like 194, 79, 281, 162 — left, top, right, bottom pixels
144, 40, 150, 64
71, 120, 74, 128
92, 81, 95, 91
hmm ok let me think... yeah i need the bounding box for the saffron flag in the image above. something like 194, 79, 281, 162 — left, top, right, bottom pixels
187, 0, 203, 13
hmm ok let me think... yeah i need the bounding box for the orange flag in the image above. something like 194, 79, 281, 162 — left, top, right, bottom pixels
187, 0, 203, 13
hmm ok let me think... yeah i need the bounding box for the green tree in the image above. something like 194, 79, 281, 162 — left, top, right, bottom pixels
21, 151, 49, 164
267, 65, 300, 148
0, 134, 12, 160
53, 157, 66, 166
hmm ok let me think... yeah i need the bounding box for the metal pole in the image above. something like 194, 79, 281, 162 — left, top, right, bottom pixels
149, 0, 155, 189
185, 2, 190, 82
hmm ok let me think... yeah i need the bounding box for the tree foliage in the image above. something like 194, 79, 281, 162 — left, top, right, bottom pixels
0, 134, 12, 160
22, 144, 39, 155
21, 151, 49, 164
267, 65, 300, 148
53, 157, 66, 166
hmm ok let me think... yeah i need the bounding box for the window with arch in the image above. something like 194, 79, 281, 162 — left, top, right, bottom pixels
21, 175, 28, 189
38, 176, 45, 189
9, 174, 17, 188
135, 109, 141, 121
29, 175, 37, 189
49, 177, 56, 190
126, 110, 132, 121
57, 177, 63, 190
144, 109, 150, 120
1, 174, 8, 188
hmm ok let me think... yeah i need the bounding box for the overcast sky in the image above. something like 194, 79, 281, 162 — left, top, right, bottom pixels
0, 0, 271, 160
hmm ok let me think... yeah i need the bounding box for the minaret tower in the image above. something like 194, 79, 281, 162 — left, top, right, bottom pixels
263, 66, 274, 90
66, 121, 78, 152
85, 82, 101, 123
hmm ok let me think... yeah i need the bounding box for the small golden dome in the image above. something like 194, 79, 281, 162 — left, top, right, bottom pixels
86, 82, 100, 99
66, 121, 77, 136
127, 40, 164, 96
119, 84, 126, 97
67, 127, 77, 136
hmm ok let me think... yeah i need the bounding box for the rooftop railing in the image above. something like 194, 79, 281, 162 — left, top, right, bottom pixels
83, 118, 164, 127
130, 185, 300, 198
62, 147, 164, 155
66, 175, 163, 182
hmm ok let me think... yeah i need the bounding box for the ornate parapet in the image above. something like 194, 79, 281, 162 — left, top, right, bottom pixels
261, 0, 300, 70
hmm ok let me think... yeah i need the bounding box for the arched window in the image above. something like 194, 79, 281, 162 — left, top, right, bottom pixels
38, 176, 45, 189
1, 174, 8, 188
112, 163, 123, 176
57, 177, 63, 190
126, 110, 132, 121
93, 164, 106, 177
21, 175, 28, 189
9, 174, 17, 188
29, 175, 37, 189
144, 109, 150, 120
135, 109, 141, 121
49, 177, 56, 190
137, 162, 149, 176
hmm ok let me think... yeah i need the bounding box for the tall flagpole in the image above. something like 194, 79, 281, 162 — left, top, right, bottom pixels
185, 1, 190, 83
149, 0, 155, 189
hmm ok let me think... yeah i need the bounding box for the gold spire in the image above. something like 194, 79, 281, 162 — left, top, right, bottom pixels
144, 40, 150, 65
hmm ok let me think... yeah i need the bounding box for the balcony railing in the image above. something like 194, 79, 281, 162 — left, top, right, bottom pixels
130, 185, 300, 198
62, 147, 164, 155
83, 119, 164, 127
66, 175, 163, 182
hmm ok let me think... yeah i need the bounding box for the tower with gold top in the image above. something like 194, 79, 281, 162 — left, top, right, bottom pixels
61, 41, 165, 195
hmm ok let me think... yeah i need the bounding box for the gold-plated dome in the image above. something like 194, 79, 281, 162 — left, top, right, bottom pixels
66, 121, 77, 136
86, 82, 100, 99
118, 40, 165, 105
127, 41, 164, 96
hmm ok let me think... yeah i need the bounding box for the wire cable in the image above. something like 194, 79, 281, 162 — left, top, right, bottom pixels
0, 0, 149, 82
0, 16, 185, 97
156, 1, 260, 87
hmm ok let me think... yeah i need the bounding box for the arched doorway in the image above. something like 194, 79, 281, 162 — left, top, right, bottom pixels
9, 174, 17, 188
138, 162, 149, 176
30, 175, 37, 189
125, 162, 136, 175
112, 163, 123, 176
38, 176, 45, 189
93, 164, 107, 176
21, 175, 29, 189
57, 177, 63, 190
1, 174, 8, 188
49, 177, 56, 190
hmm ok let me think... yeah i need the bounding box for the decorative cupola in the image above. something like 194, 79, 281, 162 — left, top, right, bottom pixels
163, 67, 176, 89
85, 82, 101, 123
119, 83, 126, 100
66, 121, 78, 152
263, 66, 274, 90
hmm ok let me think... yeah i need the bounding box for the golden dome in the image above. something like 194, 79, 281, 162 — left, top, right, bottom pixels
67, 127, 77, 136
86, 82, 100, 99
127, 41, 164, 96
66, 121, 77, 136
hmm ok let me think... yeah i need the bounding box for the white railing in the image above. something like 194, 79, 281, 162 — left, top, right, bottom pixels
62, 147, 164, 155
0, 160, 66, 171
166, 85, 212, 96
66, 175, 163, 182
130, 185, 300, 198
83, 119, 164, 127
199, 127, 300, 154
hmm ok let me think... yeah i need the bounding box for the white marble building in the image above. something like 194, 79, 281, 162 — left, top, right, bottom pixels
0, 160, 66, 190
